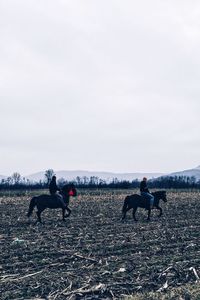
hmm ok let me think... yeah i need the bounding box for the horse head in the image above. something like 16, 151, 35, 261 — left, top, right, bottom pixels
61, 184, 77, 198
69, 184, 77, 197
158, 190, 167, 202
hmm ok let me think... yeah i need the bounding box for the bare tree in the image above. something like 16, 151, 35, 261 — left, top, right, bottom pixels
6, 177, 13, 185
11, 172, 21, 185
44, 169, 54, 186
76, 176, 81, 185
83, 176, 89, 185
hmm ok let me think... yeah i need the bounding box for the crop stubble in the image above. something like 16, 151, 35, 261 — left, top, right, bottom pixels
0, 190, 200, 299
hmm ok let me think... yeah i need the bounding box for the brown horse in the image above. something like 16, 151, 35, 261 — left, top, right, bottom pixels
27, 184, 77, 223
121, 190, 167, 221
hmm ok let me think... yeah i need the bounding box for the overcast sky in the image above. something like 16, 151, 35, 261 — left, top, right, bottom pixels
0, 0, 200, 176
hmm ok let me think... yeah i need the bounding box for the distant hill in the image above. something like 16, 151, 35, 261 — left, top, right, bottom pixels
166, 165, 200, 181
26, 170, 164, 183
2, 165, 200, 183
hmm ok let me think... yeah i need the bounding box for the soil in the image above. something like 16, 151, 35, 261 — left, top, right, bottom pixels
0, 189, 200, 299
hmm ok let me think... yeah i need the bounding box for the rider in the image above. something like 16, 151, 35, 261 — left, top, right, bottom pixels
140, 177, 154, 209
49, 175, 66, 208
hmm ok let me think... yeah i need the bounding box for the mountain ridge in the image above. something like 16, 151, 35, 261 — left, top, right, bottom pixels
25, 170, 164, 182
1, 165, 200, 182
166, 166, 200, 180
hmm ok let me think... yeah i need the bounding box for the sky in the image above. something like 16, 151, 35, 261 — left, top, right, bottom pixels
0, 0, 200, 176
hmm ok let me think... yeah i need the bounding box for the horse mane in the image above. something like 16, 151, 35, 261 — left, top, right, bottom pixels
153, 190, 166, 193
61, 184, 70, 192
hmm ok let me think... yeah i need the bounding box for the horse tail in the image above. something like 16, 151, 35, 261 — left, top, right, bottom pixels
27, 197, 37, 217
122, 196, 129, 213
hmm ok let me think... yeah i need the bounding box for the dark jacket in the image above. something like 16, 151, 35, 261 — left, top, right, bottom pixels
49, 179, 60, 195
140, 180, 150, 193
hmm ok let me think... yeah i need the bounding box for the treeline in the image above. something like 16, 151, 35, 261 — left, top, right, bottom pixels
148, 175, 198, 189
0, 170, 200, 190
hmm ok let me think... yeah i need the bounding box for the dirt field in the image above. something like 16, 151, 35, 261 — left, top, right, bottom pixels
0, 189, 200, 299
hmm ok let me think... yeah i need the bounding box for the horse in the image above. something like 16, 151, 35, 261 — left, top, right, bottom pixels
121, 190, 167, 221
27, 184, 77, 223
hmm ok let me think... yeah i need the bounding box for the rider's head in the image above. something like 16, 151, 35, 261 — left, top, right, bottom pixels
52, 175, 56, 181
143, 177, 147, 181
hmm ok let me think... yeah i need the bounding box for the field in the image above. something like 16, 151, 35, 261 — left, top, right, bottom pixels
0, 189, 200, 299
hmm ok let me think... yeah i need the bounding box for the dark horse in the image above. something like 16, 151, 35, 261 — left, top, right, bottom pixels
121, 190, 167, 221
27, 184, 77, 223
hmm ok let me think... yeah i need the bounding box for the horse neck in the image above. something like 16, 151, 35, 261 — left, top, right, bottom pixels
153, 192, 165, 202
152, 192, 161, 201
62, 193, 69, 201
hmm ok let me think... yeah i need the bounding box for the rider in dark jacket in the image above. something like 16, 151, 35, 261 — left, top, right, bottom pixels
140, 177, 154, 209
49, 176, 66, 208
140, 178, 150, 193
49, 176, 60, 195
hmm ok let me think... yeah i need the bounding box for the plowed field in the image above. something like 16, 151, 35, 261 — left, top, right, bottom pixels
0, 190, 200, 299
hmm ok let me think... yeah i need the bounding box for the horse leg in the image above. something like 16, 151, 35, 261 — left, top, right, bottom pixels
156, 205, 162, 217
121, 211, 126, 220
121, 207, 131, 220
62, 208, 66, 221
36, 207, 45, 223
147, 208, 151, 221
36, 210, 42, 223
132, 207, 138, 221
62, 206, 71, 220
66, 206, 71, 217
